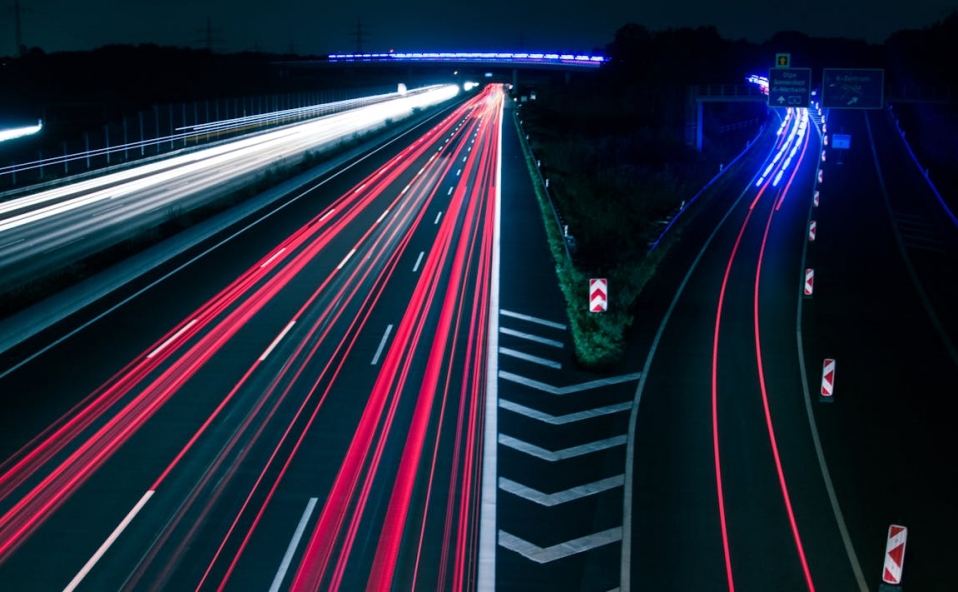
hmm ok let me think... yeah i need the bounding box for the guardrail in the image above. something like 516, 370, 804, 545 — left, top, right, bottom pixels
647, 121, 767, 254
694, 85, 768, 99
513, 109, 573, 262
0, 87, 402, 193
516, 102, 767, 261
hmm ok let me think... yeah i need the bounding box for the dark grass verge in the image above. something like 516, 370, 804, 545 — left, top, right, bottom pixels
516, 114, 776, 369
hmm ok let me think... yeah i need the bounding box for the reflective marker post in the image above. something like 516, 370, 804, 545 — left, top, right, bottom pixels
820, 358, 835, 403
879, 524, 907, 590
589, 278, 607, 313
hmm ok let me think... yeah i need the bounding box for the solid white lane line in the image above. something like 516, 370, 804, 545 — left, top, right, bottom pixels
412, 251, 424, 273
434, 211, 443, 224
63, 490, 155, 592
498, 347, 561, 369
260, 247, 286, 268
260, 321, 295, 361
499, 399, 631, 425
499, 309, 566, 330
147, 319, 197, 359
336, 248, 356, 270
267, 498, 318, 592
499, 475, 623, 506
371, 324, 394, 365
477, 99, 503, 592
499, 327, 563, 348
498, 434, 626, 461
498, 370, 640, 395
498, 527, 622, 564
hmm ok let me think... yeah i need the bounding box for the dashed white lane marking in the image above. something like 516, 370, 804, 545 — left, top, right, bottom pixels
260, 321, 295, 361
371, 324, 394, 366
268, 497, 318, 592
412, 251, 424, 273
147, 319, 197, 359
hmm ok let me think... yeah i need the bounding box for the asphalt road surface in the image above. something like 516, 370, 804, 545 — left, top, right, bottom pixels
3, 91, 955, 592
0, 84, 503, 591
629, 107, 861, 591
628, 103, 958, 591
0, 86, 459, 295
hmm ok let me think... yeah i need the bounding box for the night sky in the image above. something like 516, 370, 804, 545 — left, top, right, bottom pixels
3, 0, 955, 56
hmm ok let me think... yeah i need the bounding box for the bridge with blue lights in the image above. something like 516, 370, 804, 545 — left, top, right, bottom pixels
274, 50, 608, 90
325, 51, 607, 68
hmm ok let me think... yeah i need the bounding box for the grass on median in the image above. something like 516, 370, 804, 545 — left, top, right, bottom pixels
517, 113, 775, 369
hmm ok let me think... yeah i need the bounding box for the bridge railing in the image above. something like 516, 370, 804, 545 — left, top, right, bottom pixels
694, 85, 768, 99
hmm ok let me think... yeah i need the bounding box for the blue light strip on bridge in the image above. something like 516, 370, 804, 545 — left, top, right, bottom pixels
327, 51, 607, 67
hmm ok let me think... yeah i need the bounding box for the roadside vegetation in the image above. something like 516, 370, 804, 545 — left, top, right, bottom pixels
522, 13, 958, 369
515, 24, 769, 368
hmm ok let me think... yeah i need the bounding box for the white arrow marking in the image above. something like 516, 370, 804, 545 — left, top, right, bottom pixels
498, 371, 641, 395
499, 434, 626, 461
498, 527, 622, 563
499, 399, 631, 425
499, 475, 624, 506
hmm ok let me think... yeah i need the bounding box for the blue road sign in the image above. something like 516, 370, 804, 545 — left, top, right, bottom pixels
768, 67, 811, 108
832, 134, 851, 149
822, 68, 884, 109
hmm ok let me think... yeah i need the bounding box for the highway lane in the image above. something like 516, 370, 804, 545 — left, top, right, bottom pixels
629, 108, 861, 591
0, 84, 504, 590
0, 85, 461, 296
798, 106, 958, 590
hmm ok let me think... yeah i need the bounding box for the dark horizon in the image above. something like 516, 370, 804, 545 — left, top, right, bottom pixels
2, 0, 957, 57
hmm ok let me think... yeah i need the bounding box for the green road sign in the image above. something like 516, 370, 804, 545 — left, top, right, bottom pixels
768, 67, 811, 108
822, 68, 884, 109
